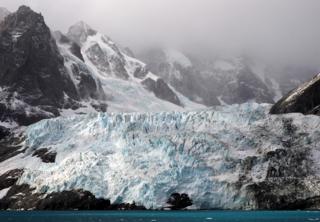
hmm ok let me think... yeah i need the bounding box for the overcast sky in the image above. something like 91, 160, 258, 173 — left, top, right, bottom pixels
2, 0, 320, 66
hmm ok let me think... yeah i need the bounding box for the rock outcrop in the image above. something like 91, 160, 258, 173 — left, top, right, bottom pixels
142, 78, 181, 106
270, 74, 320, 115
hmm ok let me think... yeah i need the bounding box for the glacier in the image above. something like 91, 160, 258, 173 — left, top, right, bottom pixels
1, 102, 320, 209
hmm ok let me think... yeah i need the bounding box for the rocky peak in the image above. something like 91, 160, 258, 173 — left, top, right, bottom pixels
1, 6, 46, 33
0, 6, 81, 125
270, 74, 320, 115
67, 21, 97, 45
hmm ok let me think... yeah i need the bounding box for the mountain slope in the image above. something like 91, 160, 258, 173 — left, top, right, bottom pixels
1, 103, 320, 210
64, 22, 201, 112
0, 6, 108, 127
0, 7, 203, 128
270, 74, 320, 115
139, 48, 297, 106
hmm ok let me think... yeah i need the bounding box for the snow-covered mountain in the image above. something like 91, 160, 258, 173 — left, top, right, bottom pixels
1, 102, 320, 210
63, 21, 201, 112
139, 48, 316, 106
271, 74, 320, 115
0, 6, 202, 128
1, 5, 320, 211
0, 6, 104, 127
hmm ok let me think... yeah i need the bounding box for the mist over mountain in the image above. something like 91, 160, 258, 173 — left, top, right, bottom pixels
2, 0, 320, 70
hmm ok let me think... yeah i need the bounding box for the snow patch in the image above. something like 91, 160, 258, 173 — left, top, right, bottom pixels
0, 187, 10, 199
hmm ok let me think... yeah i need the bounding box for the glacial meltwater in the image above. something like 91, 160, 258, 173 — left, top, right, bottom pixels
0, 211, 319, 222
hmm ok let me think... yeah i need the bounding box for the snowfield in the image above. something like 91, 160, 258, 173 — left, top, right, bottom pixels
1, 103, 320, 209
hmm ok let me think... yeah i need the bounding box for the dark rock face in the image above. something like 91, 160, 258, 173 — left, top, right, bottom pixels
32, 148, 56, 163
66, 22, 184, 107
142, 78, 182, 106
0, 166, 146, 210
238, 117, 320, 210
0, 6, 79, 125
0, 169, 23, 190
0, 6, 108, 125
0, 184, 39, 210
270, 74, 320, 115
53, 32, 108, 112
83, 41, 129, 80
166, 193, 193, 210
0, 134, 25, 162
0, 126, 10, 140
37, 189, 112, 210
0, 183, 146, 210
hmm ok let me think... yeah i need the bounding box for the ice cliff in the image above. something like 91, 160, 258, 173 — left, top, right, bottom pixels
1, 103, 320, 209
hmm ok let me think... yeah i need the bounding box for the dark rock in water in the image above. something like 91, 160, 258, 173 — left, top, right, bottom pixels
142, 78, 182, 106
0, 184, 40, 210
270, 74, 320, 115
109, 202, 146, 210
0, 169, 23, 190
37, 189, 111, 210
0, 184, 146, 210
38, 190, 146, 210
166, 193, 193, 210
32, 148, 56, 163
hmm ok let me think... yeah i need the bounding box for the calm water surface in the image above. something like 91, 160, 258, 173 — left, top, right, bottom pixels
0, 211, 319, 222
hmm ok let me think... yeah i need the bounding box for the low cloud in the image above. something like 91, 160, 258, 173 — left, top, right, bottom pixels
2, 0, 320, 67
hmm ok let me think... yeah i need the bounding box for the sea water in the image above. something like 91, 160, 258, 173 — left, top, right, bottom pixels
0, 211, 319, 222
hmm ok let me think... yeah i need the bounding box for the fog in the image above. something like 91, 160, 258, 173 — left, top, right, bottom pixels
2, 0, 320, 67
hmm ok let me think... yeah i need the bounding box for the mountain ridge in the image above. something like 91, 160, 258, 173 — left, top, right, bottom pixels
270, 74, 320, 115
0, 6, 203, 128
